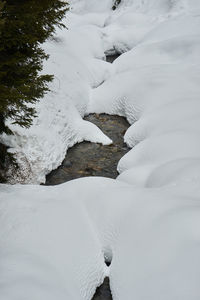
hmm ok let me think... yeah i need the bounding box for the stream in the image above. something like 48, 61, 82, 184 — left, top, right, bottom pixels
45, 113, 129, 185
45, 54, 126, 300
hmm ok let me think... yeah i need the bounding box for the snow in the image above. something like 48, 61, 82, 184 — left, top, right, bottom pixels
0, 181, 106, 300
1, 0, 200, 299
1, 179, 200, 300
1, 8, 113, 184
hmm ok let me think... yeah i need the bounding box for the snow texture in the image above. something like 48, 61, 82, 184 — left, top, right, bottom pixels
1, 0, 200, 299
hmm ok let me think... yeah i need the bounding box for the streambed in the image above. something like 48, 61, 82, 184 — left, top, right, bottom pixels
45, 113, 130, 185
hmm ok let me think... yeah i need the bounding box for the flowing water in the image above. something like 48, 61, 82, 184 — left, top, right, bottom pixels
45, 54, 125, 300
45, 113, 129, 185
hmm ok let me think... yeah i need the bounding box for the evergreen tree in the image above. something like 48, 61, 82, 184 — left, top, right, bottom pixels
0, 0, 68, 134
0, 0, 68, 181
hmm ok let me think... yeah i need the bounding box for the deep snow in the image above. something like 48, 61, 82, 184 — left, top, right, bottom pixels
1, 0, 200, 299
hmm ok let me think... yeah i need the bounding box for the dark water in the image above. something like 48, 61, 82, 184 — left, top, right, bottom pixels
92, 277, 112, 300
45, 114, 129, 185
106, 54, 120, 63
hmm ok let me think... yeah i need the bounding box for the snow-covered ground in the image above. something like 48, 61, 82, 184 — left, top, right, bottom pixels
1, 0, 200, 299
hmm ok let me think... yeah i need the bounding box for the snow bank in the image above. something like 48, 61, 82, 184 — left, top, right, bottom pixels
69, 0, 113, 13
1, 177, 200, 300
0, 181, 106, 300
87, 3, 200, 191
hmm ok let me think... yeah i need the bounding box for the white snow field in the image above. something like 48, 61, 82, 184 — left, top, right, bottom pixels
1, 0, 200, 299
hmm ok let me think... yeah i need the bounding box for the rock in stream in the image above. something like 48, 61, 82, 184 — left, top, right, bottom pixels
92, 277, 112, 300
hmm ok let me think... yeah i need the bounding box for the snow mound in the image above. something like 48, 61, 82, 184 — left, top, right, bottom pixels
1, 177, 200, 300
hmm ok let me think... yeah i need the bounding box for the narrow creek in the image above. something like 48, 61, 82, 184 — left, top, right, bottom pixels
45, 54, 126, 300
45, 113, 129, 185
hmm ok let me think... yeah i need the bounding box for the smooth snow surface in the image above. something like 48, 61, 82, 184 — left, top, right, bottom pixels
1, 0, 200, 299
1, 179, 200, 300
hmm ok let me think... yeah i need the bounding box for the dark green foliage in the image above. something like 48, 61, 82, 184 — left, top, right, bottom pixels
0, 0, 68, 133
0, 0, 68, 182
112, 0, 121, 10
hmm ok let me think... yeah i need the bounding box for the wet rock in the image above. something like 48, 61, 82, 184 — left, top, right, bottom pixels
92, 277, 112, 300
0, 143, 8, 183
